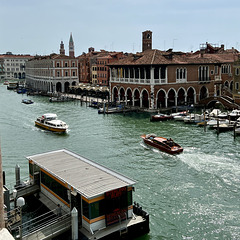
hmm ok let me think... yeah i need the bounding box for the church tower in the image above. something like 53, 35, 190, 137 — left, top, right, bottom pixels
60, 41, 65, 55
69, 33, 75, 57
142, 30, 152, 52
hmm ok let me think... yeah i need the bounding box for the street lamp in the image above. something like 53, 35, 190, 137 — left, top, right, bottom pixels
16, 197, 25, 240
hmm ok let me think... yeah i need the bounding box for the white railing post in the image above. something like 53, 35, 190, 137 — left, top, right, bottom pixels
71, 207, 78, 240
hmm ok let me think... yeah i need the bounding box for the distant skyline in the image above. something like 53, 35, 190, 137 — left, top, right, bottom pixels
2, 0, 240, 56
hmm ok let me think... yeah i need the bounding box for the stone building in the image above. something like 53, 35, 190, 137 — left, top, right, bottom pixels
108, 31, 239, 110
25, 34, 78, 93
25, 53, 78, 93
0, 52, 33, 80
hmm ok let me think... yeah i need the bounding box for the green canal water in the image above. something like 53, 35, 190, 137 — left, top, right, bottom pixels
1, 83, 240, 239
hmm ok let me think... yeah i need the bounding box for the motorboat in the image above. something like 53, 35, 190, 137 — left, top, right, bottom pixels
218, 112, 228, 119
171, 111, 188, 121
141, 134, 183, 155
35, 113, 68, 133
207, 119, 230, 128
3, 81, 8, 85
150, 113, 173, 122
229, 109, 240, 120
22, 99, 34, 104
183, 114, 205, 124
211, 122, 237, 132
209, 109, 221, 117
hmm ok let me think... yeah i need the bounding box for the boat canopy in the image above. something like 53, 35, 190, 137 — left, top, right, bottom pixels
42, 113, 57, 120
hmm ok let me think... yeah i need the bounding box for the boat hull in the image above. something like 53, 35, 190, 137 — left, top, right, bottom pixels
35, 121, 67, 133
141, 135, 183, 155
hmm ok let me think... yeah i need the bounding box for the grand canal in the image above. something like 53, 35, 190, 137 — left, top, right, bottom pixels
1, 83, 240, 239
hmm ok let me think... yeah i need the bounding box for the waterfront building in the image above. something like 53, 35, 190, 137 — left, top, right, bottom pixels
0, 52, 33, 81
27, 149, 149, 239
78, 48, 126, 86
25, 53, 78, 93
108, 30, 239, 110
232, 56, 240, 104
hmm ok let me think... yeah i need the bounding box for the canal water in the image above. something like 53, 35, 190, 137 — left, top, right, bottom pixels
1, 83, 240, 240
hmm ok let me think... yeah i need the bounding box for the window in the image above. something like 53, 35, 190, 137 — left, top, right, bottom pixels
236, 82, 239, 90
221, 64, 231, 74
235, 68, 240, 76
176, 68, 187, 82
57, 71, 60, 77
57, 62, 60, 67
72, 62, 75, 67
199, 66, 209, 82
82, 199, 105, 220
41, 171, 69, 203
214, 66, 218, 74
73, 71, 75, 76
65, 71, 68, 76
65, 62, 68, 67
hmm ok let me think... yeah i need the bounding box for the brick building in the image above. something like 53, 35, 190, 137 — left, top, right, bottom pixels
108, 31, 239, 110
78, 49, 126, 86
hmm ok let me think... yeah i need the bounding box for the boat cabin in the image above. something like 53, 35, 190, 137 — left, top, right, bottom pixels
27, 149, 146, 239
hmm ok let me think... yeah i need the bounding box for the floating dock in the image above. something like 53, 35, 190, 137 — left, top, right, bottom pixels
4, 149, 149, 239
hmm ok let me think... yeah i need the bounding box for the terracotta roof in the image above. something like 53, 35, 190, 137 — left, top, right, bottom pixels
108, 49, 239, 66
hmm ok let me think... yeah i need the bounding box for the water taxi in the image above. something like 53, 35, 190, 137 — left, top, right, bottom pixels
141, 134, 183, 155
26, 149, 149, 239
35, 113, 68, 133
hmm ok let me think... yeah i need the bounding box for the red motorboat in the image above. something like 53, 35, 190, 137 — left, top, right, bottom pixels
150, 113, 173, 122
141, 134, 183, 155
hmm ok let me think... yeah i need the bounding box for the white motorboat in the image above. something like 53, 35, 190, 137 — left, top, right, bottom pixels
35, 113, 68, 133
229, 109, 240, 120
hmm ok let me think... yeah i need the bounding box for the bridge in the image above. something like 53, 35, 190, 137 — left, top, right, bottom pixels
198, 96, 240, 110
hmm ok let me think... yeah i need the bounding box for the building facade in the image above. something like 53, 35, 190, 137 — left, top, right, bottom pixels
78, 48, 126, 86
0, 52, 33, 81
108, 31, 239, 110
25, 54, 79, 93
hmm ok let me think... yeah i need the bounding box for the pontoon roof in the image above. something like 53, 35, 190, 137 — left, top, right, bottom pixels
26, 149, 136, 199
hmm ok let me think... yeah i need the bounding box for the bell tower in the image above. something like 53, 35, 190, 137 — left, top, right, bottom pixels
142, 30, 152, 52
60, 41, 65, 55
69, 33, 75, 57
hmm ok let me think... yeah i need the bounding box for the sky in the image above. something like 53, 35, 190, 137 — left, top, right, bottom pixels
1, 0, 240, 56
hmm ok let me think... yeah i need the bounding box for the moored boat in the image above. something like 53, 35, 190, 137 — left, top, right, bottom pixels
22, 99, 34, 104
150, 113, 173, 122
35, 113, 68, 133
141, 134, 183, 155
229, 109, 240, 121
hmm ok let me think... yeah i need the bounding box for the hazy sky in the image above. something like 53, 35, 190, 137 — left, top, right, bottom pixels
2, 0, 240, 56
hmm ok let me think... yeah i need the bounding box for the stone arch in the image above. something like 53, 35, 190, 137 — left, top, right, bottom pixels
199, 86, 208, 100
187, 87, 196, 104
230, 80, 233, 91
156, 89, 166, 108
126, 88, 133, 106
224, 80, 229, 88
18, 73, 21, 79
177, 87, 186, 106
133, 88, 140, 107
141, 89, 149, 108
64, 82, 70, 93
112, 86, 118, 102
119, 87, 125, 101
14, 73, 17, 78
167, 88, 177, 107
56, 82, 62, 92
72, 81, 77, 86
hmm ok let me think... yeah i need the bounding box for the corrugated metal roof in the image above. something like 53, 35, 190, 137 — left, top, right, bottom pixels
26, 149, 136, 199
